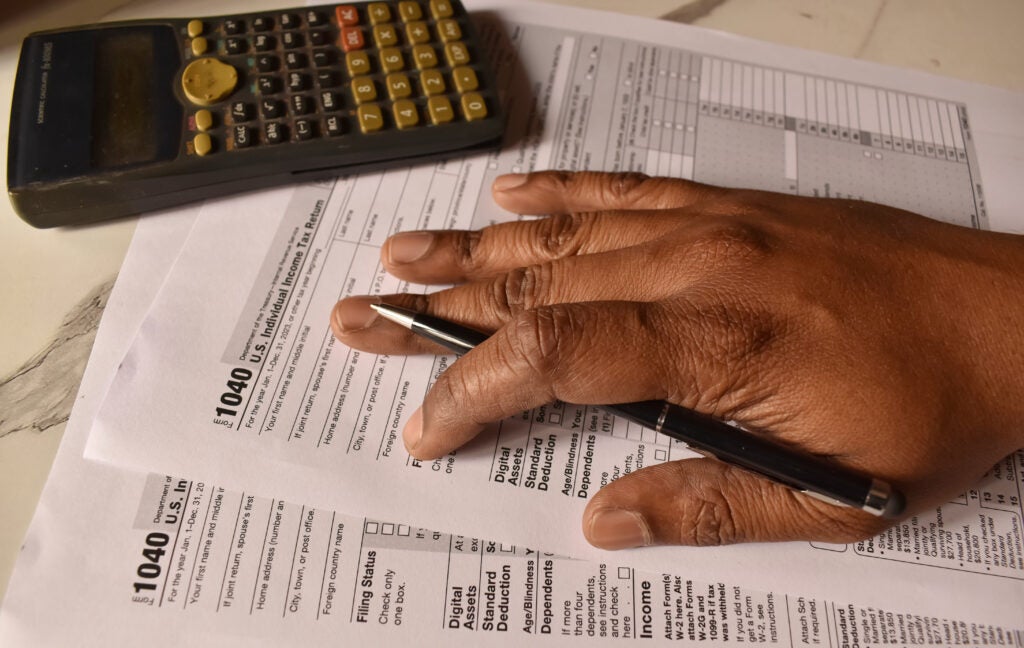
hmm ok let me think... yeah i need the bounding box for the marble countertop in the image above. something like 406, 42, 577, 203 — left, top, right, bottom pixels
1, 0, 1022, 604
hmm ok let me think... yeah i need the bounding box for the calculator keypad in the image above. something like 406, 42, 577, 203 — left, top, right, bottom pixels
179, 1, 492, 156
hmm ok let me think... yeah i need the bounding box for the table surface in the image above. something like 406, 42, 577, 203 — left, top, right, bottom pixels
1, 0, 1022, 606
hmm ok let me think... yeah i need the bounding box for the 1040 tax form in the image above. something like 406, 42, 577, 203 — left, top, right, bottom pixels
2, 210, 1021, 646
85, 1, 1024, 624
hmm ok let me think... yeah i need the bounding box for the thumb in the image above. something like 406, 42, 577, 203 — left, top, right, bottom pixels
581, 459, 888, 547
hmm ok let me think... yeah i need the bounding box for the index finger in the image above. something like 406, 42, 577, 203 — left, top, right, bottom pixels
405, 302, 675, 459
492, 171, 721, 216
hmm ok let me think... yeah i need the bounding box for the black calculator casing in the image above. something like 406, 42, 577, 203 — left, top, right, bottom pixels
7, 1, 503, 228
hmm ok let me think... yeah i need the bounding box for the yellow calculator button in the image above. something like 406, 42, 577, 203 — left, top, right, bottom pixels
357, 104, 384, 132
392, 100, 419, 129
451, 66, 478, 92
192, 133, 213, 156
427, 96, 454, 124
367, 2, 391, 24
373, 24, 398, 47
346, 51, 371, 76
191, 37, 208, 56
386, 73, 412, 99
194, 109, 213, 131
411, 44, 438, 69
405, 21, 430, 44
430, 0, 454, 19
444, 42, 470, 66
437, 19, 461, 42
181, 57, 238, 106
351, 77, 377, 103
398, 1, 422, 21
187, 20, 203, 37
419, 69, 445, 95
379, 47, 404, 73
460, 92, 487, 121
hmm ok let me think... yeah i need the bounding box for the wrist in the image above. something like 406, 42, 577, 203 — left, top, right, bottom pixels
950, 229, 1024, 452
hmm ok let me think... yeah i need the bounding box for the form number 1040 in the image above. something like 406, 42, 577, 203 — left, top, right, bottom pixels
213, 367, 254, 423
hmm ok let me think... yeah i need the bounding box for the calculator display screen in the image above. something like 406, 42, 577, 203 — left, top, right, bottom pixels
91, 32, 159, 168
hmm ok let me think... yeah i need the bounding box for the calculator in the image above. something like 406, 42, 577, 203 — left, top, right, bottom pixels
7, 1, 503, 228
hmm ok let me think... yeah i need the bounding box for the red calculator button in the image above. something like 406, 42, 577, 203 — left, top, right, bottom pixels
335, 5, 359, 26
339, 27, 365, 51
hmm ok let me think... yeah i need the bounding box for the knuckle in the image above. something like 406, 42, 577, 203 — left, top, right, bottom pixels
598, 172, 709, 209
688, 221, 771, 268
506, 305, 581, 378
680, 490, 741, 547
428, 368, 468, 423
543, 170, 579, 199
452, 229, 484, 272
430, 368, 469, 419
531, 212, 592, 259
488, 263, 555, 318
604, 172, 653, 203
661, 462, 742, 546
432, 362, 496, 429
408, 292, 432, 314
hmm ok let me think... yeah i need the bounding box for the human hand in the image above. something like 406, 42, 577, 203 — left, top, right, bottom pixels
330, 171, 1024, 548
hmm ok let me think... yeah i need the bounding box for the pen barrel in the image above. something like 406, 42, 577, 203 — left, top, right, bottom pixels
411, 313, 490, 356
609, 401, 892, 514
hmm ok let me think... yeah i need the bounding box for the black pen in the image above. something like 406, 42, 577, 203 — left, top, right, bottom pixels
370, 303, 906, 518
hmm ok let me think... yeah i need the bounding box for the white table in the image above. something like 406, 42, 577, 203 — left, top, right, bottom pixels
1, 0, 1022, 604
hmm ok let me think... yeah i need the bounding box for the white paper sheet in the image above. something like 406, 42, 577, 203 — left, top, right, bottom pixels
7, 214, 1019, 646
86, 1, 1024, 623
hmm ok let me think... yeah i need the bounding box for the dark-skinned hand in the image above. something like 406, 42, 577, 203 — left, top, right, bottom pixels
330, 171, 1024, 550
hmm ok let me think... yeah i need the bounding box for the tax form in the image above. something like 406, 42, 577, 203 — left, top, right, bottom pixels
2, 213, 1021, 647
86, 1, 1024, 621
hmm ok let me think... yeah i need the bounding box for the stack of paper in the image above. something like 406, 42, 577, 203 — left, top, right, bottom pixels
2, 2, 1023, 645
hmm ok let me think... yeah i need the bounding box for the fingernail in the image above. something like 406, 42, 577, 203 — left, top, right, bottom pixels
387, 232, 434, 264
332, 296, 379, 333
403, 407, 424, 453
588, 509, 650, 550
492, 173, 528, 192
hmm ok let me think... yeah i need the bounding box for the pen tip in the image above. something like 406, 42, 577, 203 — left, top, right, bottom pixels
369, 303, 382, 313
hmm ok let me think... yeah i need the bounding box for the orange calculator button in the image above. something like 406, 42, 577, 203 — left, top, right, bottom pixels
340, 27, 365, 51
335, 5, 359, 25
